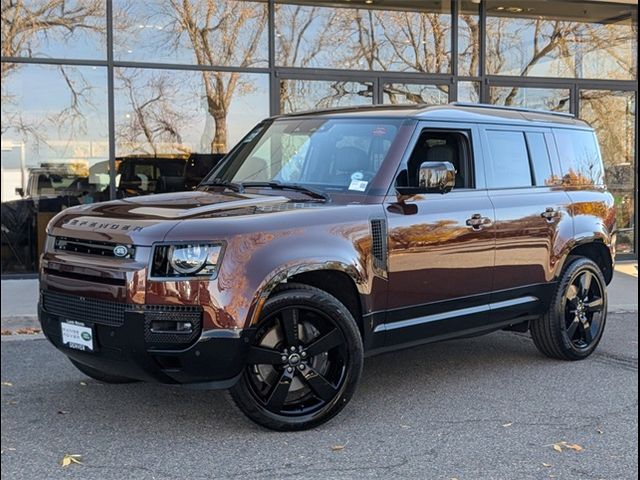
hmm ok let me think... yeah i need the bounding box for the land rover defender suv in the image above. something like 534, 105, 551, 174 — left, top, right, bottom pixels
39, 104, 616, 431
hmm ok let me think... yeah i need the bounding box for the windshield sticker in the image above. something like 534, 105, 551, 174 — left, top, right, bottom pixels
351, 171, 364, 181
372, 126, 387, 137
348, 179, 368, 192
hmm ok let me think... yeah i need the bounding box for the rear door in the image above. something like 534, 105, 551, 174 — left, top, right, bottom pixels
481, 126, 572, 323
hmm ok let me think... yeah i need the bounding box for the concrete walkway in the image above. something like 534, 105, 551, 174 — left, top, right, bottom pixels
1, 262, 637, 333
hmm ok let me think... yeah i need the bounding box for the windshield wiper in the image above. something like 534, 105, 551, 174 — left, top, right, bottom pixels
203, 179, 245, 193
242, 181, 330, 201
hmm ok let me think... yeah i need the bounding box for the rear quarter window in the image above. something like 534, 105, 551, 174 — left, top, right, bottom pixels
553, 129, 604, 186
525, 132, 554, 186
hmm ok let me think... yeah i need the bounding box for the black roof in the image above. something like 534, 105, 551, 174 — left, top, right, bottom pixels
273, 102, 591, 129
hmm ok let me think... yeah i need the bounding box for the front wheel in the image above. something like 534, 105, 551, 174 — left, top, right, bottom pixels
531, 257, 607, 360
229, 284, 363, 431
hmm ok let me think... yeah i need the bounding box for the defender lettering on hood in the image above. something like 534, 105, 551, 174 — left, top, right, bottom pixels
63, 218, 145, 232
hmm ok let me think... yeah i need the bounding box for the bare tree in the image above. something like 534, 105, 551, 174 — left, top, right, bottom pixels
115, 69, 192, 155
1, 0, 103, 81
276, 4, 340, 112
344, 7, 451, 102
160, 0, 267, 153
1, 0, 104, 138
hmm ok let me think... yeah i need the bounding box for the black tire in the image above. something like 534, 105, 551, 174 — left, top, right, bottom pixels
229, 283, 364, 431
69, 359, 138, 384
531, 257, 607, 360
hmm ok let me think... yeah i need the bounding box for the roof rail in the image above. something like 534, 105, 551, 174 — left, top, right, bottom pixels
451, 102, 575, 118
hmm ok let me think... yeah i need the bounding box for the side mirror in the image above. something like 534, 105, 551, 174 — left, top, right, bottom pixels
417, 161, 456, 194
15, 187, 24, 198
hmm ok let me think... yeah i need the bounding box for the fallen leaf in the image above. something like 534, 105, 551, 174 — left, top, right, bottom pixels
15, 327, 41, 335
1, 330, 12, 336
596, 428, 604, 435
542, 463, 552, 468
79, 382, 87, 386
6, 401, 18, 405
552, 441, 584, 453
1, 382, 12, 387
57, 410, 69, 415
502, 422, 513, 427
1, 448, 17, 454
565, 443, 584, 452
331, 444, 346, 452
60, 454, 82, 467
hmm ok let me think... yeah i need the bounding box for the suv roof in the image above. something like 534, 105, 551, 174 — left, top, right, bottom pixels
273, 102, 591, 129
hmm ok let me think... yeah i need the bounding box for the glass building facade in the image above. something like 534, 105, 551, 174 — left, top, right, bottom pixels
1, 0, 637, 275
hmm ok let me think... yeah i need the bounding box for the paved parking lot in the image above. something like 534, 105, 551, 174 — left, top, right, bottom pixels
1, 308, 637, 479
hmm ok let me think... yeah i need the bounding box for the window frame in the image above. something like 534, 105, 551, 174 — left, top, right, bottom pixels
390, 122, 483, 194
479, 125, 563, 191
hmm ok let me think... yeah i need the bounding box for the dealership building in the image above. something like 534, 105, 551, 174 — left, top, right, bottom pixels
1, 0, 637, 276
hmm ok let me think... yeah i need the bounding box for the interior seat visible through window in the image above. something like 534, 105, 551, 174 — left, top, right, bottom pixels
405, 131, 470, 189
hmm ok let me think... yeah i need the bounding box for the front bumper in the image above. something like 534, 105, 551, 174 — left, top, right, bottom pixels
39, 291, 253, 388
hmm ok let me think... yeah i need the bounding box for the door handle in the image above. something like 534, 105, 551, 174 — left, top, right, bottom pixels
466, 213, 492, 230
541, 207, 559, 221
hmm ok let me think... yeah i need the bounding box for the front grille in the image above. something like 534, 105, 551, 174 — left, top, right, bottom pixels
42, 291, 126, 327
42, 291, 203, 346
55, 236, 135, 258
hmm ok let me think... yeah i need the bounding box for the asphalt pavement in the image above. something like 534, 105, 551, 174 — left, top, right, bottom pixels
1, 307, 637, 479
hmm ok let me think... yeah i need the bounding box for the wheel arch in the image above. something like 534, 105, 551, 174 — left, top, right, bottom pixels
558, 238, 614, 284
247, 263, 367, 336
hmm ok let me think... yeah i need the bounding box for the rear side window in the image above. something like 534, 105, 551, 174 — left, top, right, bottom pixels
553, 129, 604, 186
485, 130, 532, 188
525, 132, 554, 186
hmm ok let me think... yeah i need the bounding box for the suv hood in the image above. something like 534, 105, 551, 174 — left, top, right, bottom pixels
47, 190, 310, 246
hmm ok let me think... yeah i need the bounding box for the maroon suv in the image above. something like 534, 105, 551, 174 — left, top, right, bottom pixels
40, 104, 616, 430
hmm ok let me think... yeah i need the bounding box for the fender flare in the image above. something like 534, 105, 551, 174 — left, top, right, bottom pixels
245, 261, 366, 327
554, 233, 613, 281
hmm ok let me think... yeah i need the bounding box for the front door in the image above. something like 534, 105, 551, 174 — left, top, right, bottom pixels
379, 123, 496, 347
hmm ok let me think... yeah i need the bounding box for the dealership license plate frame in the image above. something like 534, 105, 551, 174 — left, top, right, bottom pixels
60, 321, 95, 352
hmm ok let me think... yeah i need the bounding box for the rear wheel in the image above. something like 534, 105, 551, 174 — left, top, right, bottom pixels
229, 284, 363, 431
531, 257, 607, 360
69, 359, 138, 384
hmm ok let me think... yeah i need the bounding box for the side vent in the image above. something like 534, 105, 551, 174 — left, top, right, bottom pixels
370, 218, 388, 274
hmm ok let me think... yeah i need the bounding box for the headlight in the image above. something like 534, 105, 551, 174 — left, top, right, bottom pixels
151, 243, 224, 278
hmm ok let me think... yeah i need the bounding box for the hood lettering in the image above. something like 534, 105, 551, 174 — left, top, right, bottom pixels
64, 218, 144, 232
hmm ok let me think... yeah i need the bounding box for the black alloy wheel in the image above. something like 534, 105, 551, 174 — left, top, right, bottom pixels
229, 283, 363, 431
564, 268, 606, 348
531, 257, 608, 360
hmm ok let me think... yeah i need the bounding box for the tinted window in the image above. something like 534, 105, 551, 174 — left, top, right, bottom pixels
525, 132, 554, 186
553, 129, 604, 186
402, 130, 473, 189
486, 130, 532, 188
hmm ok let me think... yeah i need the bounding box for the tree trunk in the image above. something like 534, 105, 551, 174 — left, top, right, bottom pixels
211, 109, 228, 153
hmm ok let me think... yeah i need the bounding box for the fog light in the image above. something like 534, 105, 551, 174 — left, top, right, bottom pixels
176, 322, 193, 332
150, 320, 193, 333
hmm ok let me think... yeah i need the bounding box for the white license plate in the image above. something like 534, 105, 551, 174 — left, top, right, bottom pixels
61, 322, 94, 352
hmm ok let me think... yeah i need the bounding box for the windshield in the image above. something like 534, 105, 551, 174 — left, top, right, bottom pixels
210, 118, 403, 194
